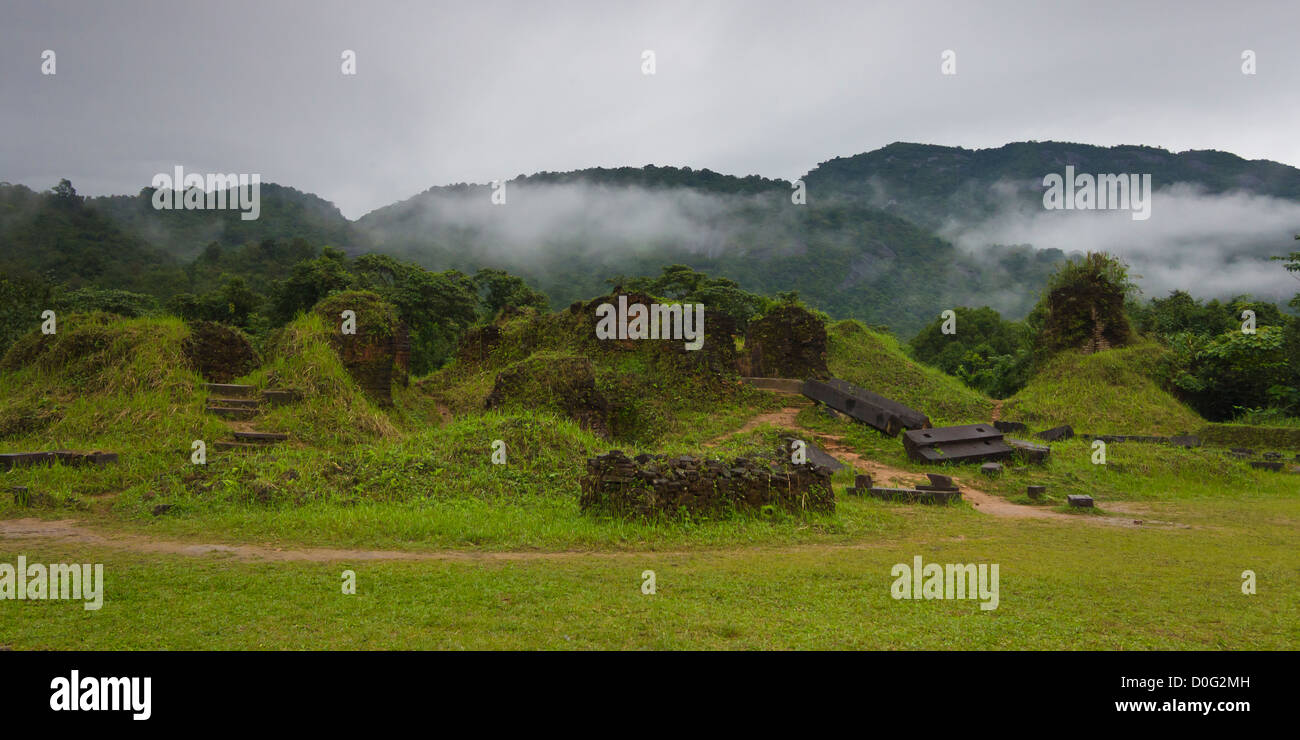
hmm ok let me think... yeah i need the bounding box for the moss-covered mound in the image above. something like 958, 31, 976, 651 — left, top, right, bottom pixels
428, 291, 762, 445
484, 355, 611, 438
1002, 343, 1203, 435
0, 314, 217, 452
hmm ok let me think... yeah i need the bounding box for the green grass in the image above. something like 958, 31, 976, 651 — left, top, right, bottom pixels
4, 493, 1296, 649
825, 320, 995, 424
1003, 343, 1203, 435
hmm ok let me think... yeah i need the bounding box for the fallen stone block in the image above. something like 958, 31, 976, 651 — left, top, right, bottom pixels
801, 378, 929, 436
1250, 461, 1284, 472
11, 486, 29, 506
980, 462, 1003, 476
782, 436, 845, 474
1026, 485, 1046, 501
1036, 425, 1075, 442
902, 424, 1013, 464
1006, 438, 1050, 464
922, 472, 957, 490
1067, 494, 1094, 508
1231, 447, 1255, 456
993, 420, 1028, 434
867, 487, 962, 505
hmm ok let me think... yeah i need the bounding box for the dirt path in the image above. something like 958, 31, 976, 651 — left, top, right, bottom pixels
0, 517, 947, 563
0, 518, 597, 562
703, 404, 804, 446
708, 397, 1140, 526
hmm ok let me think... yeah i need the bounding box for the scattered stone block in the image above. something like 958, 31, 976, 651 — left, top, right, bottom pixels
1231, 447, 1255, 456
782, 436, 845, 474
993, 420, 1028, 434
902, 424, 1012, 464
854, 474, 872, 490
980, 462, 1003, 476
1026, 485, 1046, 501
1250, 461, 1284, 472
151, 504, 173, 516
1006, 437, 1051, 464
11, 486, 29, 506
1036, 425, 1075, 442
923, 473, 956, 490
867, 487, 962, 505
1067, 494, 1094, 508
1263, 451, 1282, 460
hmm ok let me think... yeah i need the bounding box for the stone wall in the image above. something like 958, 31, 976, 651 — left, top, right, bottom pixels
580, 445, 834, 518
313, 292, 401, 406
742, 304, 829, 379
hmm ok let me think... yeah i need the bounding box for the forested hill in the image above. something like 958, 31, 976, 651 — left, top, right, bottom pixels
89, 183, 362, 261
6, 141, 1300, 337
805, 140, 1300, 230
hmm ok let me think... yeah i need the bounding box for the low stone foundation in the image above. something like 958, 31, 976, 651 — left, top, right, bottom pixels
579, 445, 834, 518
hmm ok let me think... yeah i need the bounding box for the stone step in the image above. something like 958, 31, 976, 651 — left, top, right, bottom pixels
213, 441, 270, 452
232, 431, 289, 443
209, 397, 261, 408
261, 388, 301, 406
203, 383, 257, 398
206, 406, 259, 420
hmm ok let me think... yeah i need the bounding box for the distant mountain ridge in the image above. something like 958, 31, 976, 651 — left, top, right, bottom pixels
5, 141, 1299, 336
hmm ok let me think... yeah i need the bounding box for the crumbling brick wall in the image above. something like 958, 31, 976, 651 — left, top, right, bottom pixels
579, 445, 834, 518
182, 321, 259, 383
743, 304, 829, 379
484, 356, 612, 438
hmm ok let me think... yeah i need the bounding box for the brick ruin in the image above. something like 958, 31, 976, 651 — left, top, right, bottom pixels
182, 321, 259, 383
484, 356, 612, 438
740, 304, 829, 379
313, 294, 405, 406
580, 442, 835, 518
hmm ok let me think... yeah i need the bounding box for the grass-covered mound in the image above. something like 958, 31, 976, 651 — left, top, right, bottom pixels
825, 320, 994, 425
424, 294, 774, 446
247, 312, 398, 445
1002, 342, 1203, 435
0, 313, 219, 452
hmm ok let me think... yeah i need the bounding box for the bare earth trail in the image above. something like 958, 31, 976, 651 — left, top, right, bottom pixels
706, 398, 1139, 525
0, 398, 1147, 563
0, 517, 938, 563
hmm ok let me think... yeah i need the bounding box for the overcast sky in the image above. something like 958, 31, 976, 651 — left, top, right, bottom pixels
2, 0, 1298, 219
